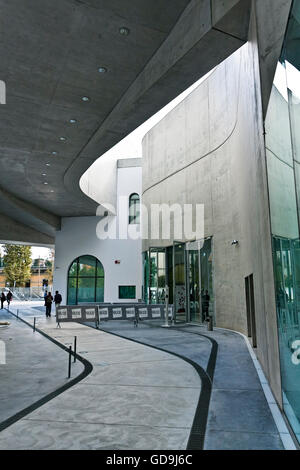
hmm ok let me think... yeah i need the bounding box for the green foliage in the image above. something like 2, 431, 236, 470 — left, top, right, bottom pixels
3, 244, 32, 287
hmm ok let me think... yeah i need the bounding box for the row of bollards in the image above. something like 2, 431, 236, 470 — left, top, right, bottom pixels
31, 316, 77, 380
68, 336, 77, 379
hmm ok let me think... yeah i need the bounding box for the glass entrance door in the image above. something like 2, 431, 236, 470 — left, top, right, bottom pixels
187, 249, 201, 322
174, 243, 187, 322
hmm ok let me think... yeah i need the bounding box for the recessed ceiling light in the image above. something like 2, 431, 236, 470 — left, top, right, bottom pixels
42, 173, 47, 176
119, 27, 130, 36
46, 163, 50, 167
82, 96, 90, 102
59, 137, 66, 141
52, 151, 57, 155
44, 182, 48, 185
98, 67, 107, 73
50, 190, 54, 193
69, 119, 77, 124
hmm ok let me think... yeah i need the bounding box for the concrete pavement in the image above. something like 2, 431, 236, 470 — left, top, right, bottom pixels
0, 305, 200, 450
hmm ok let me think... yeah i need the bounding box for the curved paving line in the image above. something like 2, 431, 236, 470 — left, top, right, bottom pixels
0, 310, 93, 433
85, 322, 218, 450
137, 321, 219, 448
172, 326, 219, 382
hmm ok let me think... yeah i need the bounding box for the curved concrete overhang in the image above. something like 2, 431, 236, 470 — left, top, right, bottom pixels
0, 0, 291, 244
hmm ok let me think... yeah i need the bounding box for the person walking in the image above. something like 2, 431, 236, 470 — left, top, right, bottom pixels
54, 290, 62, 312
0, 292, 6, 309
6, 290, 12, 308
202, 290, 210, 322
45, 291, 53, 318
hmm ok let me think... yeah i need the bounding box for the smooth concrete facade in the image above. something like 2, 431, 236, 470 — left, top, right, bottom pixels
0, 0, 255, 245
53, 160, 142, 304
142, 5, 283, 405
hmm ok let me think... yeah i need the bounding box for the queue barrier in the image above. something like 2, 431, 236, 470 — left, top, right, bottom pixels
56, 304, 174, 326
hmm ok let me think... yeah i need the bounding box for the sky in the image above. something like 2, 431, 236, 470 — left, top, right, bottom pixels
94, 69, 213, 159
0, 245, 52, 261
1, 69, 213, 259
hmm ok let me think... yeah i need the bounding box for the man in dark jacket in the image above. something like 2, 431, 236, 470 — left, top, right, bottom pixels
6, 291, 12, 308
54, 291, 62, 313
0, 292, 6, 309
45, 292, 53, 318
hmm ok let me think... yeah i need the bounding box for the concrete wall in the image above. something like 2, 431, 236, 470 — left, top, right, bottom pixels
53, 162, 142, 304
142, 6, 283, 404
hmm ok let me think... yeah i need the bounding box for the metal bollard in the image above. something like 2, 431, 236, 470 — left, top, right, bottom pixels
17, 309, 19, 320
68, 345, 72, 378
33, 317, 36, 332
73, 336, 77, 363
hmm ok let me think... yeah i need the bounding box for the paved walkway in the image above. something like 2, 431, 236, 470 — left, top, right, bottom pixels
0, 305, 201, 450
0, 309, 84, 426
91, 320, 294, 450
0, 303, 295, 450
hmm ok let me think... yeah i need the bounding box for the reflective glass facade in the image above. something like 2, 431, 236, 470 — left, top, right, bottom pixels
143, 238, 213, 323
265, 0, 300, 443
67, 255, 104, 305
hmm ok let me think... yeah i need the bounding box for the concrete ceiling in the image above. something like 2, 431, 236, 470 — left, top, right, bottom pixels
0, 0, 287, 244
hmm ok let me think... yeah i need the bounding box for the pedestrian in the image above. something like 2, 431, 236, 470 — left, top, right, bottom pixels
54, 290, 62, 312
0, 292, 6, 309
45, 291, 53, 318
202, 290, 210, 322
6, 290, 13, 308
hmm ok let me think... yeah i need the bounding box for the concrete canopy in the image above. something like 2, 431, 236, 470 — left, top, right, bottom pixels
0, 0, 288, 244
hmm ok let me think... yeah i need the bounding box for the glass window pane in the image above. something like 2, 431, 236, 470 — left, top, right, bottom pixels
143, 252, 149, 303
97, 260, 104, 277
96, 277, 104, 303
77, 277, 95, 303
266, 1, 300, 443
129, 193, 140, 224
69, 260, 78, 277
201, 238, 213, 321
189, 250, 201, 323
150, 251, 158, 288
119, 285, 136, 299
167, 246, 174, 304
174, 244, 186, 321
68, 256, 104, 305
67, 278, 77, 305
78, 255, 97, 277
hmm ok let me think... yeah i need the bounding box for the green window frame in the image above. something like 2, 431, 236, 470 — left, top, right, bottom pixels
67, 255, 104, 305
119, 285, 136, 299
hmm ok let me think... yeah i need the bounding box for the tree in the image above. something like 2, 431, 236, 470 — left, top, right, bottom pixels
3, 244, 32, 287
45, 248, 54, 284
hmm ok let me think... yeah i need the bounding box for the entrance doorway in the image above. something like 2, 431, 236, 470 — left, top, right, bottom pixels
143, 238, 213, 324
245, 274, 257, 348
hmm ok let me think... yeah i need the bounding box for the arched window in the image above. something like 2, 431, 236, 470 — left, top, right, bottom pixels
67, 255, 104, 305
129, 193, 140, 224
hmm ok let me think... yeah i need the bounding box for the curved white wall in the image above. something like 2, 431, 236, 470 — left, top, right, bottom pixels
54, 162, 142, 303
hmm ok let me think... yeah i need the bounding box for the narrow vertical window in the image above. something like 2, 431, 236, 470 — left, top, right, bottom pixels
129, 193, 140, 224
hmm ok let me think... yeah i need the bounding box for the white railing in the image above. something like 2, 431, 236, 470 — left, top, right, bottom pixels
1, 286, 52, 301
